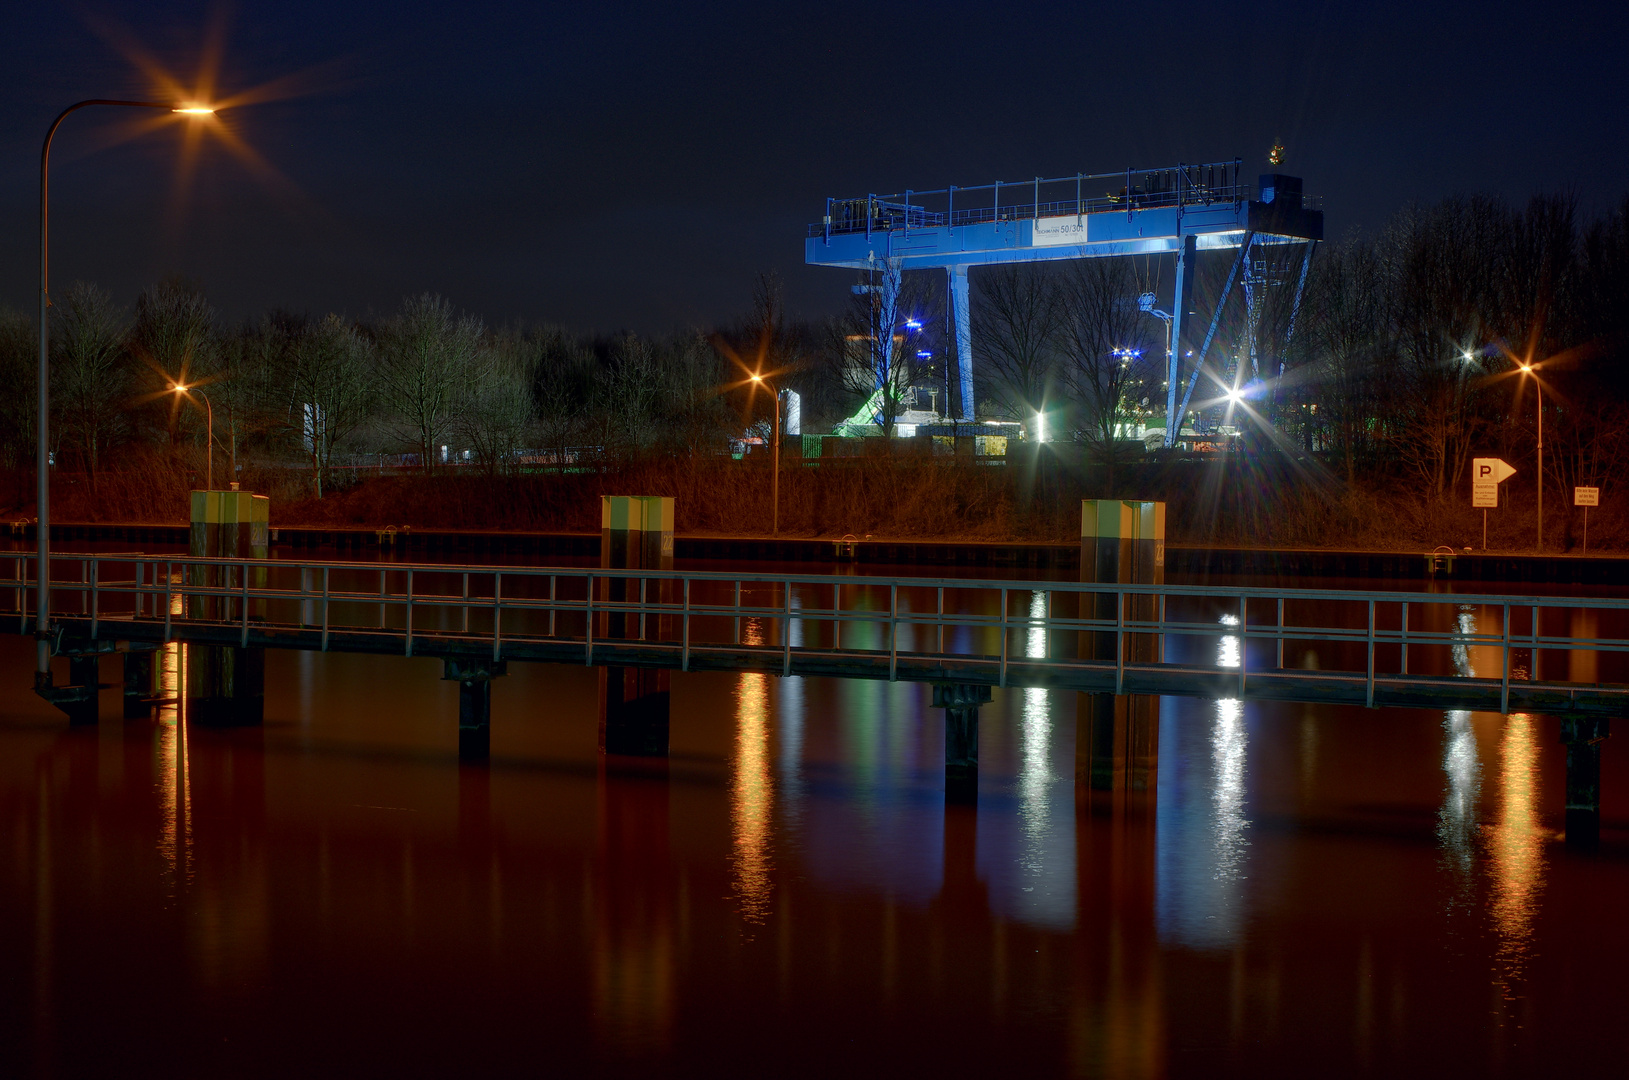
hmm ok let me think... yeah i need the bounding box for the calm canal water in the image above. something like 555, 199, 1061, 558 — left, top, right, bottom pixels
3, 559, 1629, 1075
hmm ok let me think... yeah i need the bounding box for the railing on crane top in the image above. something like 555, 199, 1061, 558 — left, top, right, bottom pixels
811, 160, 1261, 239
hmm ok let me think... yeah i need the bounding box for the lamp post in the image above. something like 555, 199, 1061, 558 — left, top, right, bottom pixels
750, 372, 780, 536
33, 99, 215, 693
173, 384, 215, 492
1520, 363, 1543, 552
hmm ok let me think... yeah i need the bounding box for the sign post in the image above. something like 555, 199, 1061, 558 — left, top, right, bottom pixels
1575, 486, 1599, 554
1473, 458, 1517, 550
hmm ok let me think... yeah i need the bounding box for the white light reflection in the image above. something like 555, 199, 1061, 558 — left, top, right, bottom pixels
1155, 613, 1251, 948
1451, 606, 1477, 679
1438, 710, 1482, 887
1018, 592, 1052, 875
1211, 615, 1250, 894
1440, 607, 1483, 896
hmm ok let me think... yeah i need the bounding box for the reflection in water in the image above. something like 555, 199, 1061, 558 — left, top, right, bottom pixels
157, 620, 191, 899
1157, 614, 1251, 948
1019, 592, 1051, 875
996, 591, 1077, 930
1489, 713, 1545, 999
1440, 608, 1484, 896
733, 671, 774, 924
1438, 711, 1482, 887
1452, 606, 1477, 679
1212, 616, 1249, 893
733, 618, 774, 924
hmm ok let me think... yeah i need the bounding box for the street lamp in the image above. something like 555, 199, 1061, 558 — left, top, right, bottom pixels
172, 384, 215, 492
33, 99, 216, 694
750, 372, 780, 537
1519, 362, 1544, 552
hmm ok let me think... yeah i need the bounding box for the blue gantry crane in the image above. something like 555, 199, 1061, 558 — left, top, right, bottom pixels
804, 160, 1324, 445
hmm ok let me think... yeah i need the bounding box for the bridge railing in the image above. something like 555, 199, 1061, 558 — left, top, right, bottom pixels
6, 553, 1629, 711
812, 161, 1256, 238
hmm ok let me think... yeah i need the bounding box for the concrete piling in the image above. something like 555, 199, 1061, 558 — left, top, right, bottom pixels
122, 649, 156, 719
1077, 500, 1165, 802
187, 489, 269, 725
64, 653, 100, 725
1561, 716, 1610, 849
445, 658, 507, 760
598, 496, 674, 757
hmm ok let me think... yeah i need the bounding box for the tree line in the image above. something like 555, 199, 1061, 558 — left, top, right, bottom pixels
0, 285, 753, 498
3, 189, 1627, 511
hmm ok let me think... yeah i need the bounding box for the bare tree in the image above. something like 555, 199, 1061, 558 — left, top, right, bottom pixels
294, 314, 377, 496
52, 283, 129, 481
0, 308, 35, 471
595, 333, 663, 455
459, 329, 534, 476
973, 264, 1060, 426
1057, 258, 1157, 455
1303, 235, 1392, 483
378, 294, 486, 471
1384, 198, 1510, 500
130, 279, 215, 445
829, 257, 928, 436
532, 327, 597, 467
658, 332, 733, 457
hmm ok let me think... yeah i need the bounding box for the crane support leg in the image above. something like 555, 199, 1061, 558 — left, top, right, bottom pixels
1163, 236, 1197, 446
1175, 231, 1254, 432
950, 264, 975, 420
1281, 241, 1316, 363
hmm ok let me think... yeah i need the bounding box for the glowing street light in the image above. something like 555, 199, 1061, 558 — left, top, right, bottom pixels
33, 98, 216, 696
750, 372, 781, 537
1519, 362, 1545, 552
172, 383, 215, 492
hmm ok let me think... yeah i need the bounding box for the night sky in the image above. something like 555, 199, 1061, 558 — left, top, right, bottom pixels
3, 1, 1626, 334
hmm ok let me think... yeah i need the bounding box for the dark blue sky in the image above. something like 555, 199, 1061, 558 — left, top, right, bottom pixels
2, 1, 1625, 333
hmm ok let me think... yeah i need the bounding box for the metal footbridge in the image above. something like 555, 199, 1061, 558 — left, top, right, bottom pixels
7, 553, 1626, 719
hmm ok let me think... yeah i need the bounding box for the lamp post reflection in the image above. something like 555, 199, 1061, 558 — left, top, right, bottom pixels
1489, 712, 1545, 1000
158, 591, 191, 898
732, 624, 775, 924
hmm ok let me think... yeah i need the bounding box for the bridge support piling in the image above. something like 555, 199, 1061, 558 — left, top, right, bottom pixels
65, 652, 99, 725
122, 648, 155, 719
1561, 717, 1610, 849
933, 683, 991, 802
598, 497, 674, 757
187, 489, 269, 726
444, 658, 507, 760
1078, 501, 1165, 803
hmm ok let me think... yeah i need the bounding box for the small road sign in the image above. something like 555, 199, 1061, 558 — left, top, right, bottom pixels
1472, 458, 1516, 508
1576, 487, 1600, 507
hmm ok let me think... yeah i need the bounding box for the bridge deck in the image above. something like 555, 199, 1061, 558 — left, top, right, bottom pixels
7, 553, 1628, 717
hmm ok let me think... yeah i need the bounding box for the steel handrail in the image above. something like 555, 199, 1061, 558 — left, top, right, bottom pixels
8, 553, 1629, 701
